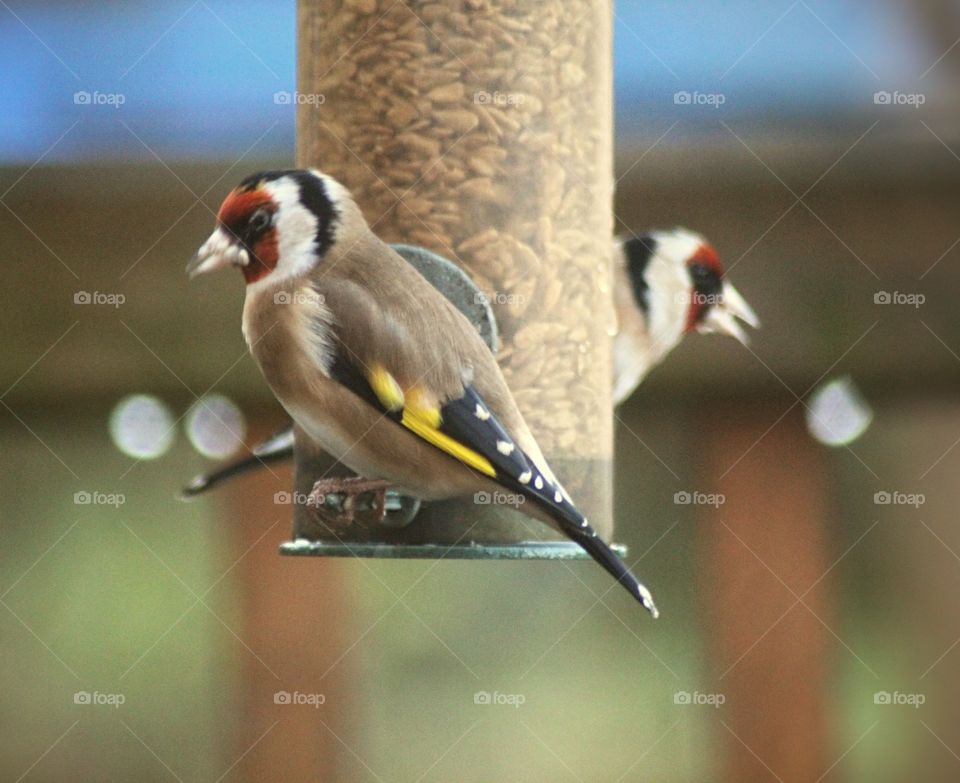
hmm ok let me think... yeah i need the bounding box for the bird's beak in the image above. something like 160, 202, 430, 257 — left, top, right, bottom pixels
722, 282, 760, 329
698, 282, 760, 345
186, 228, 248, 279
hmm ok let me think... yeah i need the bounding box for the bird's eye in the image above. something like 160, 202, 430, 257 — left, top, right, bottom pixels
687, 262, 723, 325
689, 263, 721, 294
689, 263, 712, 284
248, 208, 272, 234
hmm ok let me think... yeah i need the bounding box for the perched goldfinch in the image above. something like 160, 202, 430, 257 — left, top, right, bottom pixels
613, 229, 759, 404
185, 229, 759, 498
187, 169, 658, 616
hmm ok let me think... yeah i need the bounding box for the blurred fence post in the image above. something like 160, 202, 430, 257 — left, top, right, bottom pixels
701, 407, 832, 781
223, 423, 350, 780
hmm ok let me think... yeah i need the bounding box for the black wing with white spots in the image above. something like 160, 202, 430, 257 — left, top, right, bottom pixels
439, 385, 659, 616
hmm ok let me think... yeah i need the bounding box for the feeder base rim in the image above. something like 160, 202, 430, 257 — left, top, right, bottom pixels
279, 539, 627, 560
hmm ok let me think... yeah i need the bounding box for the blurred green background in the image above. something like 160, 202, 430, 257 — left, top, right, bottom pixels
3, 1, 960, 781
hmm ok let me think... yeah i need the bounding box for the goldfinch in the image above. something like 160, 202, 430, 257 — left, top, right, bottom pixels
187, 169, 658, 616
613, 229, 759, 404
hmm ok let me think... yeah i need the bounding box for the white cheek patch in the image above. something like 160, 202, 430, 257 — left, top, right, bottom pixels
254, 178, 322, 286
644, 252, 691, 353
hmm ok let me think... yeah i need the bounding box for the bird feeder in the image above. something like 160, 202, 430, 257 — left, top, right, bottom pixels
284, 0, 617, 558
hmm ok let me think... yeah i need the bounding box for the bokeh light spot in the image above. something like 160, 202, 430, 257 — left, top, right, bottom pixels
806, 376, 873, 447
109, 394, 176, 459
186, 394, 246, 459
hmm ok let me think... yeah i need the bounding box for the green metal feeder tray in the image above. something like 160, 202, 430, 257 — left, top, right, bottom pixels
279, 540, 627, 560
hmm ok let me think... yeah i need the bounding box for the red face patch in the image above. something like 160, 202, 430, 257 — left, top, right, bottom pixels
688, 242, 724, 275
217, 188, 273, 228
216, 187, 279, 285
241, 231, 278, 284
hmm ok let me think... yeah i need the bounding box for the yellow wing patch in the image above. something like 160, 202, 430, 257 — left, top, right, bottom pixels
404, 388, 441, 428
366, 366, 496, 478
368, 364, 405, 411
402, 407, 496, 477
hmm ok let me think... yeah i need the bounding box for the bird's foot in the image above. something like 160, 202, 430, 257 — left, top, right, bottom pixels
309, 477, 392, 525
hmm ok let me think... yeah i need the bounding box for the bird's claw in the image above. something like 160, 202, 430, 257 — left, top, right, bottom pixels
308, 477, 392, 526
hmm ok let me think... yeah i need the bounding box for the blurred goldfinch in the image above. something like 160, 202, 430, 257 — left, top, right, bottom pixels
613, 229, 758, 404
